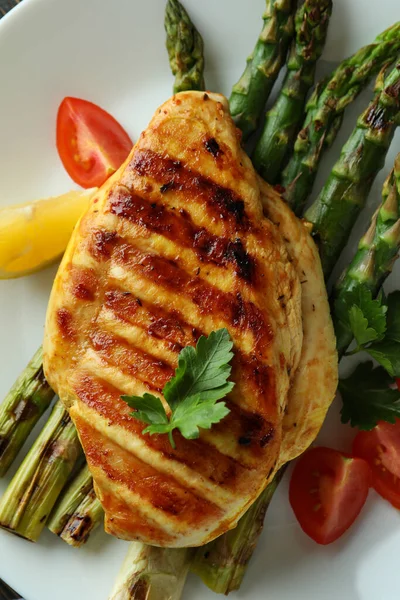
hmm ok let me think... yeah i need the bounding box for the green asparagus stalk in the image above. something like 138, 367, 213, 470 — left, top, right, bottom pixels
165, 0, 205, 94
108, 542, 192, 600
333, 153, 400, 356
253, 0, 332, 183
229, 0, 296, 141
282, 22, 400, 215
305, 61, 400, 279
0, 400, 82, 542
0, 346, 54, 477
48, 463, 103, 547
47, 464, 93, 535
191, 466, 286, 594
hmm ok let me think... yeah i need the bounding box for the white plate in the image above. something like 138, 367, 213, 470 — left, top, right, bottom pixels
0, 0, 399, 598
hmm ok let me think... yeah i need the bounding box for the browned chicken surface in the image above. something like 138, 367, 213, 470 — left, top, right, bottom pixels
43, 91, 336, 547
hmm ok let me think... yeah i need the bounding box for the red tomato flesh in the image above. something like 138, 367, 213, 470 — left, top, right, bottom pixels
56, 97, 132, 188
396, 378, 400, 391
289, 447, 371, 545
353, 420, 400, 509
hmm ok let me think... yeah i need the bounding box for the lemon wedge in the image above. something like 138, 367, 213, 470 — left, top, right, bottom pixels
0, 189, 96, 279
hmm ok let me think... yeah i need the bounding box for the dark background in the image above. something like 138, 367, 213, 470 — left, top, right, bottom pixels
0, 0, 20, 18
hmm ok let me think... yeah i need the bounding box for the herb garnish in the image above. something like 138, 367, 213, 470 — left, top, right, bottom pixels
122, 328, 234, 448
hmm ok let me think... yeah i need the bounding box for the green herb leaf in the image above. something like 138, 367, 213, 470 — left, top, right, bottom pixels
385, 291, 400, 342
339, 361, 400, 430
170, 394, 230, 440
367, 340, 400, 378
121, 393, 169, 426
122, 328, 234, 447
163, 328, 234, 410
364, 291, 400, 377
340, 287, 387, 348
348, 305, 382, 347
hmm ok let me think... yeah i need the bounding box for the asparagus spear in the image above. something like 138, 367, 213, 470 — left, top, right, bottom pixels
333, 153, 400, 356
0, 346, 54, 476
282, 22, 400, 215
229, 0, 296, 141
108, 542, 192, 600
191, 466, 286, 594
165, 0, 205, 94
305, 61, 400, 279
253, 0, 332, 183
0, 400, 82, 542
48, 463, 103, 547
47, 464, 93, 535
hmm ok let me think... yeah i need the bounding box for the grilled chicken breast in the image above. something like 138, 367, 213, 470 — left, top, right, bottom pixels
43, 91, 335, 548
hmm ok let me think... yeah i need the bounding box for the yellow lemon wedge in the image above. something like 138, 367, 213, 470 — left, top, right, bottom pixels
0, 189, 96, 279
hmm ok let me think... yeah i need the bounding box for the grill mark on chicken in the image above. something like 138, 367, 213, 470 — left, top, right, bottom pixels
76, 416, 223, 525
147, 318, 188, 352
69, 265, 98, 302
87, 229, 119, 261
104, 289, 196, 353
89, 329, 174, 391
56, 308, 75, 340
112, 244, 272, 350
108, 185, 255, 282
211, 402, 275, 452
231, 355, 277, 418
105, 288, 269, 368
74, 374, 268, 486
204, 136, 222, 158
98, 488, 175, 544
126, 149, 249, 230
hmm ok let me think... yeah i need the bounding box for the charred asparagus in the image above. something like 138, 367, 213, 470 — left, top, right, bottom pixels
282, 22, 400, 215
0, 346, 54, 476
305, 61, 400, 278
0, 400, 82, 542
48, 463, 103, 547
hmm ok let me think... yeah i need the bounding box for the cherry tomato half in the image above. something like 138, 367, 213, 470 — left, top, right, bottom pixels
56, 97, 132, 188
353, 420, 400, 509
289, 446, 371, 545
396, 378, 400, 391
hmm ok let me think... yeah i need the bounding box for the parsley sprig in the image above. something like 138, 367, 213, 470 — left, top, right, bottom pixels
335, 289, 400, 377
336, 290, 400, 429
339, 362, 400, 430
122, 328, 234, 448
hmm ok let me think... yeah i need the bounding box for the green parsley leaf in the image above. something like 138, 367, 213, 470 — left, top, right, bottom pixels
385, 291, 400, 342
334, 284, 387, 340
121, 393, 169, 427
367, 341, 400, 378
365, 291, 400, 377
348, 305, 382, 347
338, 287, 387, 349
169, 394, 230, 440
163, 328, 234, 410
121, 328, 234, 447
339, 361, 400, 430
